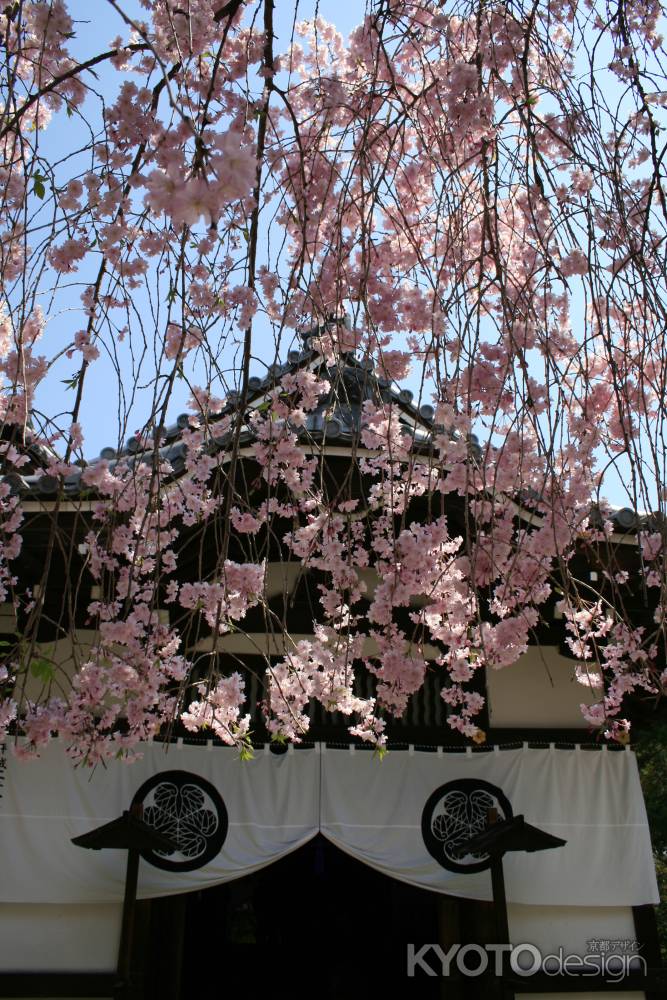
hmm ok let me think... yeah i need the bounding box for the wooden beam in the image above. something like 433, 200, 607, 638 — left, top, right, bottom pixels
0, 973, 115, 997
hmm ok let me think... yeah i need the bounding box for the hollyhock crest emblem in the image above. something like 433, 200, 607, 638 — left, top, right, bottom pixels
131, 770, 228, 872
421, 778, 513, 873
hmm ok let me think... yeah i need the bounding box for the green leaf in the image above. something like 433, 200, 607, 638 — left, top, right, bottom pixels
61, 372, 81, 390
30, 657, 55, 683
32, 172, 46, 199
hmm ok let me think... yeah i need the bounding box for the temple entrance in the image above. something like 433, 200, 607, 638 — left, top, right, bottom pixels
145, 835, 444, 999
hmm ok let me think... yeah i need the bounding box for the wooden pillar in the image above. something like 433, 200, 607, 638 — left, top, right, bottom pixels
146, 895, 187, 1000
437, 895, 463, 1000
633, 904, 663, 1000
115, 849, 140, 997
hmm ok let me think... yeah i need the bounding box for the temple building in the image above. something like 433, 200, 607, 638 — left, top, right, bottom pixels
0, 326, 663, 999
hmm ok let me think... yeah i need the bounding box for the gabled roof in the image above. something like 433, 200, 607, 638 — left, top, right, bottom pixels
0, 322, 445, 499
0, 418, 62, 481
0, 322, 658, 537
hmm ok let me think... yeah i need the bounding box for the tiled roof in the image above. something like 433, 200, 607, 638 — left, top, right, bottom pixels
1, 323, 449, 498
0, 323, 658, 534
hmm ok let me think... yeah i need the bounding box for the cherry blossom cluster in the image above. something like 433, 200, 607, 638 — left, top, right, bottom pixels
0, 1, 665, 758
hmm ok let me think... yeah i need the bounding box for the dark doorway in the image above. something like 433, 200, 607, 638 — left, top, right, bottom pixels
145, 835, 442, 999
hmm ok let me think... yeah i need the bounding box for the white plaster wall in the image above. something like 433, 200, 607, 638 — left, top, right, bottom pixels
0, 902, 121, 972
0, 900, 649, 1000
0, 602, 16, 633
508, 903, 645, 1000
19, 630, 98, 702
486, 646, 598, 728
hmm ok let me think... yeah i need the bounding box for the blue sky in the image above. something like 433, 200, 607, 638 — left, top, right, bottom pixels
32, 0, 366, 457
25, 2, 652, 511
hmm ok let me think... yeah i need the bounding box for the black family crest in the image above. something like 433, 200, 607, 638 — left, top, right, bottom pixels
131, 770, 228, 872
421, 778, 513, 874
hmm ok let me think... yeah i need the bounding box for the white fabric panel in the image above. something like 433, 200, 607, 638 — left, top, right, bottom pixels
0, 740, 319, 903
320, 745, 659, 905
0, 740, 658, 907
